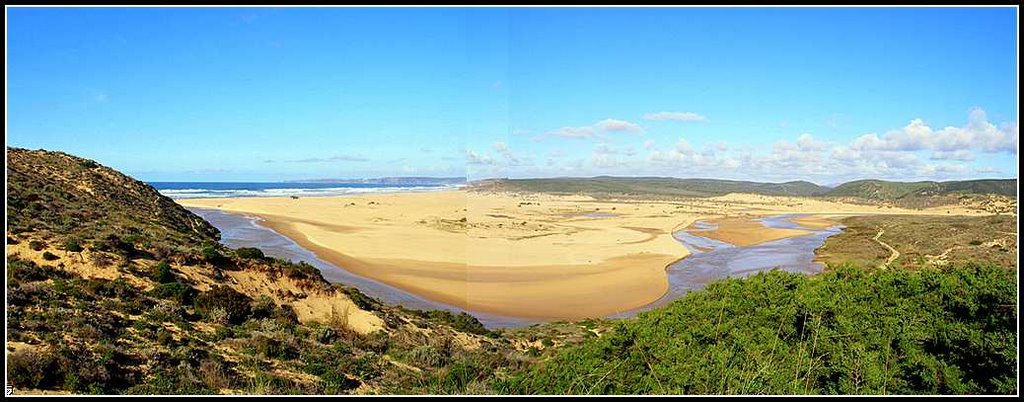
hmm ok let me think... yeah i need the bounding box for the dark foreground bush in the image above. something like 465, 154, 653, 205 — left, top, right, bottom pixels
7, 349, 58, 389
151, 261, 175, 284
235, 247, 265, 260
150, 282, 196, 305
64, 238, 84, 252
496, 264, 1018, 395
194, 286, 253, 325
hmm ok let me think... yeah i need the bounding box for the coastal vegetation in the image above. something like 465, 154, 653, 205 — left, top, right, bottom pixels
495, 263, 1017, 395
815, 214, 1017, 269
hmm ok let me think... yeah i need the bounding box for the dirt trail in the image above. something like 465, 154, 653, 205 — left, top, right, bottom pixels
873, 229, 900, 267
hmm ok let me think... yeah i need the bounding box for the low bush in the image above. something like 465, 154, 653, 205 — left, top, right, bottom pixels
64, 238, 84, 252
194, 286, 253, 325
236, 247, 265, 260
150, 282, 195, 305
151, 261, 175, 284
7, 349, 58, 389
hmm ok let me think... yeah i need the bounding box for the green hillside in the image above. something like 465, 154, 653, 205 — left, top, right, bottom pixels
472, 177, 830, 198
825, 179, 1016, 200
471, 176, 1015, 201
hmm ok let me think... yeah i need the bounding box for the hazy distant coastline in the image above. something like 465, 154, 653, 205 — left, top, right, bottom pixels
286, 176, 467, 185
151, 181, 463, 199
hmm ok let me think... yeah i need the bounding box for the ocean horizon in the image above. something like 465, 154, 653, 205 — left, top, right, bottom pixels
150, 181, 463, 199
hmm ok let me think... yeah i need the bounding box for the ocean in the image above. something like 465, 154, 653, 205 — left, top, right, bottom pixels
150, 181, 462, 199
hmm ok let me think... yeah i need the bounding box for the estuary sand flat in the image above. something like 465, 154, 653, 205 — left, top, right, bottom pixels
178, 190, 985, 319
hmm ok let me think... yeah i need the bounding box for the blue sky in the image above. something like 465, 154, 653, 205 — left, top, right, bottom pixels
6, 7, 1018, 184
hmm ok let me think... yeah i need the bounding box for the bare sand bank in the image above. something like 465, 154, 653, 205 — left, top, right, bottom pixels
178, 190, 985, 319
694, 217, 814, 247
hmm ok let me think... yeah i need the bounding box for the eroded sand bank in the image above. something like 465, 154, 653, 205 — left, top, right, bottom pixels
178, 190, 984, 319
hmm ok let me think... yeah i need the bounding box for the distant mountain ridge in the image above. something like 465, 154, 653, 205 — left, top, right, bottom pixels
827, 179, 1017, 200
470, 176, 1017, 200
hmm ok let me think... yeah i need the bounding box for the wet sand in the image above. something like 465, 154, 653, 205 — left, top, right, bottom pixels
180, 191, 690, 319
692, 216, 814, 246
179, 190, 974, 320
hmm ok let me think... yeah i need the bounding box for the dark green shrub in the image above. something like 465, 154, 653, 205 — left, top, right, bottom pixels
64, 238, 84, 252
250, 295, 276, 320
151, 282, 195, 305
194, 286, 252, 325
201, 245, 226, 265
151, 261, 175, 284
420, 310, 490, 336
499, 264, 1018, 395
94, 234, 135, 256
29, 240, 46, 251
339, 286, 379, 311
284, 261, 320, 280
42, 251, 60, 261
8, 257, 58, 283
236, 247, 265, 260
249, 334, 296, 360
7, 349, 58, 389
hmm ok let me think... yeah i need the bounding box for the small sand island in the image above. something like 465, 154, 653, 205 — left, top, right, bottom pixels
177, 190, 984, 319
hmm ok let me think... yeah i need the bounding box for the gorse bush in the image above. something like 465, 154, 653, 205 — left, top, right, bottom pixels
496, 264, 1018, 395
64, 238, 84, 252
194, 286, 253, 325
236, 247, 265, 260
200, 245, 225, 265
151, 261, 175, 284
150, 282, 195, 305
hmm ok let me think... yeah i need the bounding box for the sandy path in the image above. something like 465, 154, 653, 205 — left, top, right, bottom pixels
873, 229, 900, 267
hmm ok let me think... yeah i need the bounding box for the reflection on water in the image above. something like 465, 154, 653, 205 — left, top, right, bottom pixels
189, 207, 539, 329
610, 215, 844, 318
190, 207, 843, 328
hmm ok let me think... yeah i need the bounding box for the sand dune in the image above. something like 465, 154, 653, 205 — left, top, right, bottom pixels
178, 190, 984, 319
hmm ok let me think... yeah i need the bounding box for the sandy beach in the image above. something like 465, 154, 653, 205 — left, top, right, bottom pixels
178, 190, 987, 319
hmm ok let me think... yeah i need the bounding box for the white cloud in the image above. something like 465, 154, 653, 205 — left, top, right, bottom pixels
930, 149, 975, 161
675, 138, 696, 155
548, 118, 643, 139
594, 143, 617, 155
595, 119, 644, 133
550, 126, 597, 139
484, 108, 1015, 182
644, 112, 707, 122
851, 108, 1017, 157
282, 155, 369, 163
465, 150, 494, 165
796, 133, 828, 152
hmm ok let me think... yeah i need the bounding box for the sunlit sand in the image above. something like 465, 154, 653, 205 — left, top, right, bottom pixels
178, 190, 988, 319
